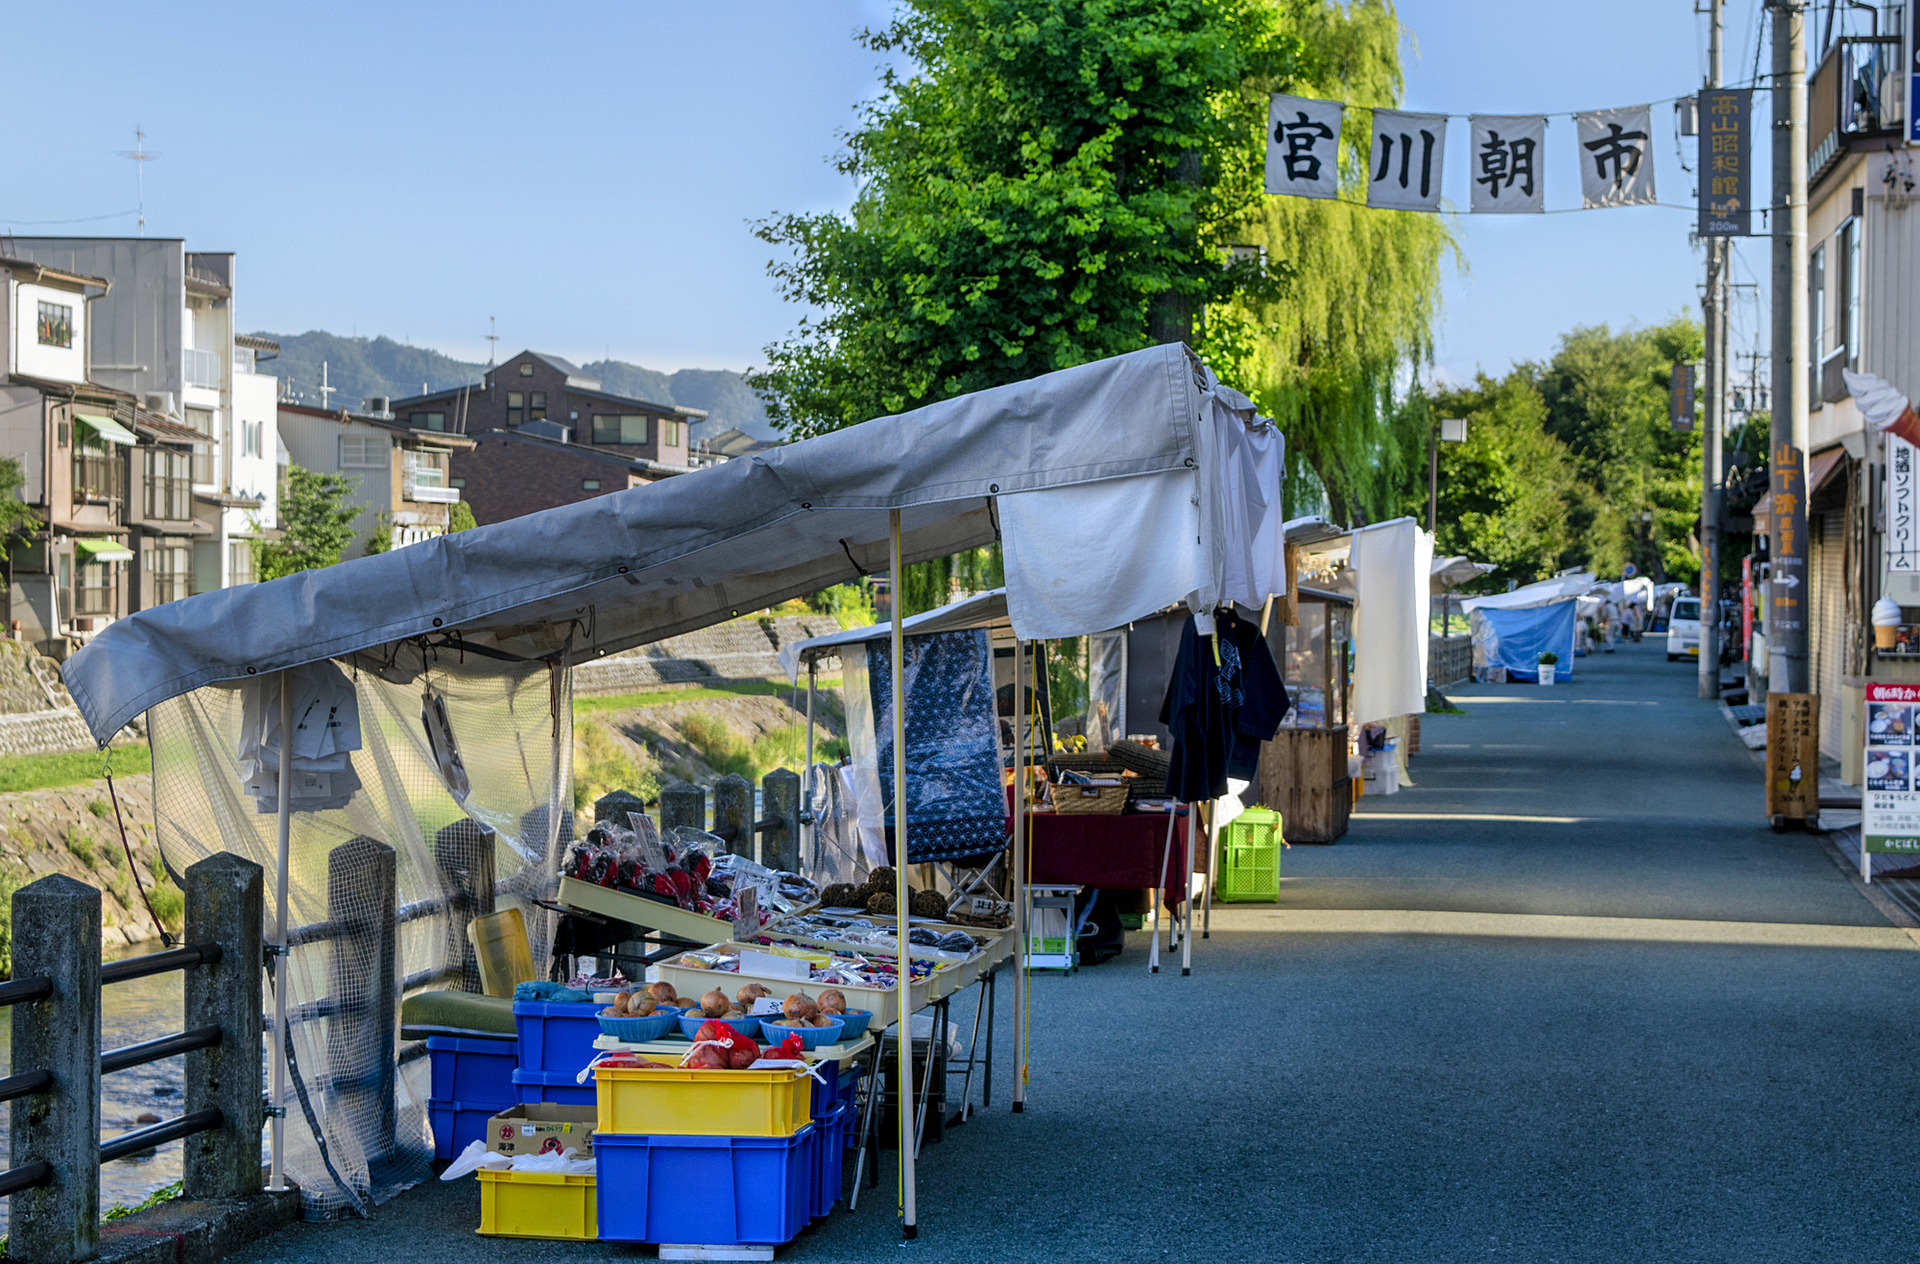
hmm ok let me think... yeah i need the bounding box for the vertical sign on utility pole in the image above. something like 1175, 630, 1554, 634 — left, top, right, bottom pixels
1698, 88, 1752, 236
1770, 442, 1810, 652
1670, 362, 1697, 431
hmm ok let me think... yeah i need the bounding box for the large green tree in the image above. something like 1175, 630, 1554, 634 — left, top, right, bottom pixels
1413, 317, 1705, 590
748, 0, 1302, 437
252, 467, 363, 582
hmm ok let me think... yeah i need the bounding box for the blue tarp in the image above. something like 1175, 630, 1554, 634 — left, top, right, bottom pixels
1479, 600, 1578, 683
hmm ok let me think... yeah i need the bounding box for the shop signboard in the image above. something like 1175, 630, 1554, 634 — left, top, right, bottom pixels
1864, 682, 1920, 881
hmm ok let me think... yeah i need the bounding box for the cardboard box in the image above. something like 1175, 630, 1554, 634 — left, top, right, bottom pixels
485, 1103, 597, 1157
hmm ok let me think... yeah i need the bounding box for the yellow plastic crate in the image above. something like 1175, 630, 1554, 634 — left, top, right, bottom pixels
476, 1169, 596, 1240
594, 1064, 812, 1137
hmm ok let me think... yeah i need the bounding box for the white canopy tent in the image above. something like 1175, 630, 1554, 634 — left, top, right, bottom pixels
1459, 571, 1597, 613
61, 342, 1290, 1234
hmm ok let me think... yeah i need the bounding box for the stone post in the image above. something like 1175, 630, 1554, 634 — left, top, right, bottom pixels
711, 774, 752, 858
761, 769, 801, 873
183, 853, 265, 1199
659, 781, 706, 835
326, 836, 397, 1158
434, 820, 496, 994
593, 789, 648, 827
10, 875, 100, 1263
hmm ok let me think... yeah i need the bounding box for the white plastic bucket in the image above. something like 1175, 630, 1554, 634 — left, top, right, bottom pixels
1537, 665, 1556, 686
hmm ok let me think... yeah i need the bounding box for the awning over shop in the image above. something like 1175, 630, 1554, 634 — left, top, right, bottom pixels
75, 538, 134, 562
75, 413, 137, 446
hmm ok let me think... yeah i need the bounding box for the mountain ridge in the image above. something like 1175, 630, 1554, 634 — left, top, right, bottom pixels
255, 330, 776, 441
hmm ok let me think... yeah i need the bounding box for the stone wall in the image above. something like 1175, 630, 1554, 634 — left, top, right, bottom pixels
573, 614, 843, 694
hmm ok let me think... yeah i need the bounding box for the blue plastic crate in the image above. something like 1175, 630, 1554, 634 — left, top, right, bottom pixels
813, 1059, 861, 1121
512, 1067, 597, 1106
595, 1126, 816, 1246
810, 1102, 848, 1218
428, 1097, 510, 1163
427, 1036, 517, 1107
512, 999, 605, 1076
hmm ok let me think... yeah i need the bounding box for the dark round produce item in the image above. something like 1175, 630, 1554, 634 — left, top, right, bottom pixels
866, 890, 897, 915
821, 883, 861, 909
910, 889, 948, 920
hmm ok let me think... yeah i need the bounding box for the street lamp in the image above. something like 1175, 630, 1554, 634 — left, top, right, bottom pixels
1428, 417, 1467, 533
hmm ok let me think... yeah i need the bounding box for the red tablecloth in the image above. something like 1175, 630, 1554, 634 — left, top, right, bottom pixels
1024, 810, 1189, 907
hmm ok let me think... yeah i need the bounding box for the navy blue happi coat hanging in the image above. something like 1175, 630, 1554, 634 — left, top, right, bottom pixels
868, 629, 1006, 864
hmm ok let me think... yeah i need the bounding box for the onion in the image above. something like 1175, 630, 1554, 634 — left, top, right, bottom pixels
735, 983, 773, 1008
700, 989, 730, 1018
783, 992, 820, 1022
816, 988, 847, 1016
646, 981, 676, 1004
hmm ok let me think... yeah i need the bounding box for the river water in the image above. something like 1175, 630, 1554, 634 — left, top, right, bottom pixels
0, 948, 232, 1233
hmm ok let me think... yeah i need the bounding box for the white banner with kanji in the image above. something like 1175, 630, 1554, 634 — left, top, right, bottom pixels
1574, 104, 1656, 208
1467, 115, 1545, 213
1367, 109, 1448, 211
1266, 94, 1343, 200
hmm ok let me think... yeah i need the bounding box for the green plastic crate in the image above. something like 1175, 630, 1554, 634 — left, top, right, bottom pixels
1216, 806, 1283, 903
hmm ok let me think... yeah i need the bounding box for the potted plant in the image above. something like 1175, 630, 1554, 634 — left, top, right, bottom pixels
1537, 650, 1560, 686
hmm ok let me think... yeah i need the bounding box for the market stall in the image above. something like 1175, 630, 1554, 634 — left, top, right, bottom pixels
782, 587, 1196, 977
1462, 572, 1593, 683
61, 340, 1290, 1243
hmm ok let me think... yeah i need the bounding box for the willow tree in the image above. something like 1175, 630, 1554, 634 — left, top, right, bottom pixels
1199, 1, 1456, 524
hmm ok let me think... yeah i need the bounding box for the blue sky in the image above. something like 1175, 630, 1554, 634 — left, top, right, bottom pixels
0, 1, 1809, 381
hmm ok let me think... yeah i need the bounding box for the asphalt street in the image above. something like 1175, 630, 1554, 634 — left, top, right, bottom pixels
226, 639, 1920, 1263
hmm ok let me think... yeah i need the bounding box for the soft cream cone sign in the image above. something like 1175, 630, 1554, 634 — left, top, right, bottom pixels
1844, 368, 1920, 449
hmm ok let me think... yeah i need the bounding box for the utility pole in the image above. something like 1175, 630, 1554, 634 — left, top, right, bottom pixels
1768, 0, 1811, 695
1700, 0, 1725, 700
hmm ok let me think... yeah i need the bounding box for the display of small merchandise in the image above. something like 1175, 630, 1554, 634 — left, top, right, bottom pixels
1537, 651, 1559, 686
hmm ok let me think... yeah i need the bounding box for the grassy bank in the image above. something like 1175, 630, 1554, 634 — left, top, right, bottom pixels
573, 677, 838, 716
0, 745, 150, 795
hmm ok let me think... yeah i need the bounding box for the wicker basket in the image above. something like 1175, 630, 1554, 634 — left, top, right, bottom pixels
1049, 782, 1128, 815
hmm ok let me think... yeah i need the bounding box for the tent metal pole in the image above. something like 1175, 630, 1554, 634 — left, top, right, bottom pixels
1182, 804, 1197, 975
1011, 637, 1027, 1112
803, 660, 816, 864
270, 669, 292, 1192
888, 509, 916, 1241
1202, 797, 1215, 941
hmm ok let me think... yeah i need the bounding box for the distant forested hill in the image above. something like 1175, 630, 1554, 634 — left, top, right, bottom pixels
256, 331, 775, 440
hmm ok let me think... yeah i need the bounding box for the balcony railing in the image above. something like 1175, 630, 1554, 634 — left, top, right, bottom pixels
406, 483, 461, 505
183, 347, 222, 390
233, 346, 255, 376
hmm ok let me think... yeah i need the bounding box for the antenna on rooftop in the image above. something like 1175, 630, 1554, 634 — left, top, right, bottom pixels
116, 126, 158, 236
318, 360, 336, 411
485, 317, 499, 368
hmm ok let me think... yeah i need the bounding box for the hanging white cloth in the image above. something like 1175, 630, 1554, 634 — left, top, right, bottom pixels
237, 661, 364, 814
999, 363, 1284, 640
1349, 520, 1433, 726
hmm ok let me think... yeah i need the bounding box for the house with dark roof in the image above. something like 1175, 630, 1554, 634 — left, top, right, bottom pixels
449, 426, 691, 527
388, 350, 706, 467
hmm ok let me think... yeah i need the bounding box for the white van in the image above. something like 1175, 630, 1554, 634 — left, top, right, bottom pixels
1666, 597, 1701, 661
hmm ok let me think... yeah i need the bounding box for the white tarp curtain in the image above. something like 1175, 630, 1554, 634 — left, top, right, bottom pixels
65, 343, 1293, 745
999, 365, 1284, 640
1349, 519, 1432, 726
1460, 572, 1597, 613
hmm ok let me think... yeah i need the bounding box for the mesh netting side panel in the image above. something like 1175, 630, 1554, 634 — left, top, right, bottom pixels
146, 655, 573, 1218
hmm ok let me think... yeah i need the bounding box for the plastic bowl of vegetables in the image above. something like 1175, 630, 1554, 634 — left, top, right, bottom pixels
679, 1012, 760, 1041
760, 1015, 845, 1051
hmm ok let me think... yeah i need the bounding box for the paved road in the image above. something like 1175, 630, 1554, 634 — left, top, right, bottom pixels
228, 640, 1920, 1262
